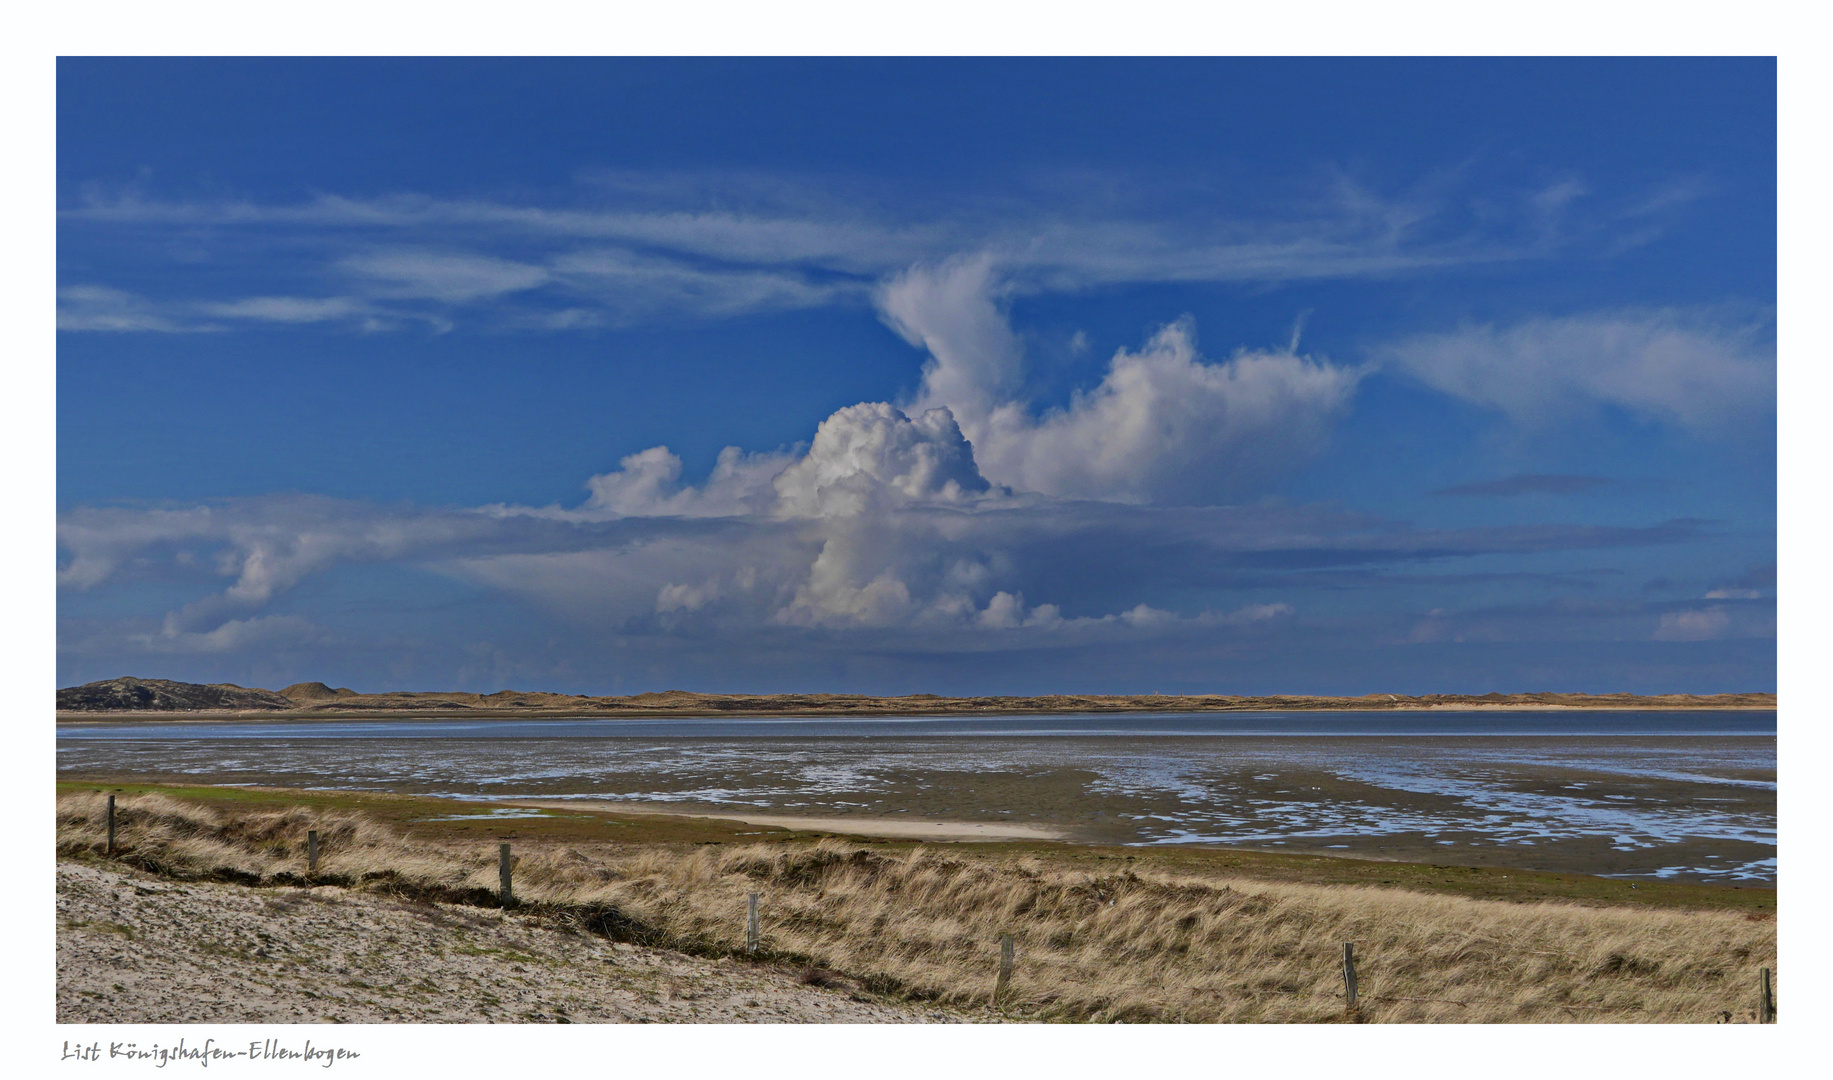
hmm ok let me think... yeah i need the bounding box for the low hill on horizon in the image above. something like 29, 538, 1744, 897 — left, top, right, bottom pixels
54, 676, 1778, 716
57, 677, 297, 713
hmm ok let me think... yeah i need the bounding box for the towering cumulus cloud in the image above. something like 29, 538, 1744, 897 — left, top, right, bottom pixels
764, 402, 1000, 627
882, 257, 1362, 504
57, 259, 1378, 656
773, 402, 993, 518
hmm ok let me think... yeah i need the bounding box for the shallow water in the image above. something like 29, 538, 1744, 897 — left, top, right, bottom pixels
58, 711, 1776, 884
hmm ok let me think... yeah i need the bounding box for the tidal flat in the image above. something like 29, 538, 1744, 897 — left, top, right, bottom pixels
58, 710, 1775, 885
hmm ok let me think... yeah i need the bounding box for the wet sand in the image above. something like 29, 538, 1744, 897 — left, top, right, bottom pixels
58, 716, 1773, 885
481, 755, 1773, 881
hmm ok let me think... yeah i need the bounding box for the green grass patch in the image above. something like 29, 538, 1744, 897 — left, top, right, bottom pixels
58, 778, 800, 845
451, 944, 544, 965
65, 918, 138, 940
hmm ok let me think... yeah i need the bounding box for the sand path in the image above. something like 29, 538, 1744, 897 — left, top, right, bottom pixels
57, 861, 961, 1024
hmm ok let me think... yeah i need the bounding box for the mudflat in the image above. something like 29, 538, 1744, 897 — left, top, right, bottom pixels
61, 722, 1775, 884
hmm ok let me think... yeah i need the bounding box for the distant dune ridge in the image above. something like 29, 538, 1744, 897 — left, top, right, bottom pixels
54, 676, 1776, 716
276, 681, 361, 702
56, 677, 297, 712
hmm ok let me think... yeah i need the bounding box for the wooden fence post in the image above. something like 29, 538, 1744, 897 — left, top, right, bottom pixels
746, 892, 760, 954
1760, 967, 1774, 1023
105, 795, 116, 857
307, 829, 319, 873
992, 934, 1014, 1006
1342, 943, 1358, 1009
499, 842, 513, 906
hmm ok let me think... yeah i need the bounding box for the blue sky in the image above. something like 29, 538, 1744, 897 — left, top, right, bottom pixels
55, 58, 1776, 695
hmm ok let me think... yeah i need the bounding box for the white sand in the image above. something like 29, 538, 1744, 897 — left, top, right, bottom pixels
58, 861, 959, 1024
507, 799, 1070, 842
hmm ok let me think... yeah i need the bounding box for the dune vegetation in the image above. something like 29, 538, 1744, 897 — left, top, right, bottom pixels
57, 791, 1776, 1023
55, 676, 1777, 717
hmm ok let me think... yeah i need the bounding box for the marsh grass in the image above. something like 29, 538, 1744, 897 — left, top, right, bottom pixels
58, 792, 1776, 1023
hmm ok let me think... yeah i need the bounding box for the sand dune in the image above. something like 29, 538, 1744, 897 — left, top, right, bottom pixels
56, 676, 1777, 718
58, 861, 953, 1024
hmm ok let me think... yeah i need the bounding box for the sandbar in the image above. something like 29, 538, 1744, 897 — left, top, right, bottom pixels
507, 799, 1071, 842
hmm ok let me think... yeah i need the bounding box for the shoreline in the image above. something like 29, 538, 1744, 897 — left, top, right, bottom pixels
55, 681, 1777, 723
56, 703, 1781, 724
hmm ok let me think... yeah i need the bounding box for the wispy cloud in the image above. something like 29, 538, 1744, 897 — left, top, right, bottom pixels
129, 614, 337, 655
57, 286, 205, 333
549, 247, 852, 317
1377, 309, 1775, 434
59, 167, 1668, 333
195, 296, 368, 324
58, 287, 433, 333
1652, 607, 1734, 642
340, 251, 551, 303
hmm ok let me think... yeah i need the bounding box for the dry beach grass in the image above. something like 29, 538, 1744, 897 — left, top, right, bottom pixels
57, 791, 1777, 1023
57, 860, 949, 1024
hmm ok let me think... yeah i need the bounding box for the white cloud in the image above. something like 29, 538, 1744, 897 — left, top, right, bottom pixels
1378, 310, 1775, 433
58, 317, 1720, 667
63, 169, 1616, 332
67, 184, 1496, 289
57, 286, 201, 333
58, 505, 223, 589
580, 445, 793, 519
772, 402, 994, 519
1652, 607, 1733, 641
889, 259, 1362, 503
60, 465, 1712, 670
58, 286, 433, 335
550, 248, 850, 318
878, 255, 1026, 419
986, 321, 1359, 504
975, 596, 1289, 634
456, 538, 801, 627
196, 296, 366, 323
975, 590, 1062, 629
765, 512, 998, 630
341, 251, 551, 302
58, 497, 522, 606
1210, 602, 1295, 625
129, 614, 333, 655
